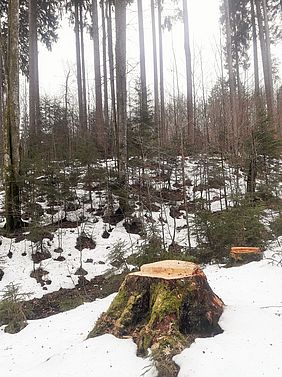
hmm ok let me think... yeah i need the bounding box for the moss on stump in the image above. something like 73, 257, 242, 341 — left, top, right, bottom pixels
88, 260, 224, 376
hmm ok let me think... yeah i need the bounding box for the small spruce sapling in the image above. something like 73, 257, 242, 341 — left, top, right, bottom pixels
0, 283, 31, 333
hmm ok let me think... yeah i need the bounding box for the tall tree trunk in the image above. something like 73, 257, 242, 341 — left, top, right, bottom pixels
250, 0, 260, 102
277, 87, 282, 135
115, 0, 127, 181
137, 0, 147, 114
101, 0, 109, 143
255, 0, 274, 121
92, 0, 104, 147
150, 0, 159, 132
0, 46, 3, 165
79, 3, 88, 129
3, 0, 21, 233
183, 0, 194, 145
224, 0, 238, 149
29, 0, 40, 142
247, 0, 260, 201
261, 0, 274, 120
157, 0, 165, 144
64, 70, 71, 160
74, 1, 84, 130
106, 1, 117, 157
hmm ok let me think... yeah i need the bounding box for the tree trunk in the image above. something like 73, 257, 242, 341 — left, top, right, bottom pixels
224, 0, 238, 148
261, 0, 274, 121
255, 0, 274, 121
89, 260, 223, 376
158, 0, 165, 144
106, 1, 117, 157
115, 0, 127, 181
28, 0, 40, 143
277, 87, 282, 136
183, 0, 194, 145
3, 0, 21, 233
101, 0, 109, 144
0, 46, 3, 165
74, 1, 84, 130
250, 0, 260, 104
150, 0, 159, 133
92, 0, 104, 147
137, 0, 147, 114
246, 137, 257, 199
79, 3, 88, 130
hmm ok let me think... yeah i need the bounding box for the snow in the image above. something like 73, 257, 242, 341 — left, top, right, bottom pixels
0, 205, 198, 299
0, 219, 140, 299
174, 257, 282, 377
1, 157, 282, 376
0, 294, 157, 377
1, 244, 282, 377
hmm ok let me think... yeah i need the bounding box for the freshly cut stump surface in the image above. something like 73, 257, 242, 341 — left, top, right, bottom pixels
230, 247, 262, 263
138, 259, 203, 279
89, 260, 224, 377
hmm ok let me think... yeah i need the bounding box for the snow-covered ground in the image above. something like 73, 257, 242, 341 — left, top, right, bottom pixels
0, 219, 140, 298
1, 157, 282, 376
1, 240, 282, 377
0, 294, 157, 377
0, 207, 194, 299
175, 245, 282, 377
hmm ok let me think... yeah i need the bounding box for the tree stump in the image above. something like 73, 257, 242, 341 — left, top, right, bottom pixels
230, 247, 262, 264
89, 260, 224, 376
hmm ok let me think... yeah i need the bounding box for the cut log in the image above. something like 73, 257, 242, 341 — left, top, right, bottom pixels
230, 247, 262, 263
89, 260, 224, 376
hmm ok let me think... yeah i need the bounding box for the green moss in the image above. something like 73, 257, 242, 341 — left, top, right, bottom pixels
58, 296, 84, 312
106, 282, 129, 318
88, 313, 112, 338
137, 330, 152, 356
117, 293, 143, 329
149, 286, 180, 326
88, 272, 223, 377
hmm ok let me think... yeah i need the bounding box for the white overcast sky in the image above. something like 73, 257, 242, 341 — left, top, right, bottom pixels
38, 0, 281, 101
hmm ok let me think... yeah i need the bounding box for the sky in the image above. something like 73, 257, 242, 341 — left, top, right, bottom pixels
37, 0, 281, 102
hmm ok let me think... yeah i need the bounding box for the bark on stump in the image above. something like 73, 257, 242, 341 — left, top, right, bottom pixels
230, 247, 262, 264
89, 260, 224, 376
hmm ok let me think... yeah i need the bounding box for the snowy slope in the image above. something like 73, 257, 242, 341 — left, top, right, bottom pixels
0, 221, 140, 299
0, 293, 157, 377
175, 246, 282, 377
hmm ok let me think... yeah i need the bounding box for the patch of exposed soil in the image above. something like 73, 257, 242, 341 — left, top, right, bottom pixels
23, 272, 127, 320
158, 188, 183, 202
54, 256, 66, 261
124, 217, 144, 235
15, 234, 26, 243
74, 266, 88, 276
30, 268, 49, 286
103, 207, 125, 225
102, 230, 110, 239
169, 206, 183, 219
75, 234, 96, 251
32, 248, 52, 263
52, 219, 81, 229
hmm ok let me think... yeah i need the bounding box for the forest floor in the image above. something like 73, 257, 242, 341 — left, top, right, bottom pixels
0, 241, 282, 377
0, 156, 282, 376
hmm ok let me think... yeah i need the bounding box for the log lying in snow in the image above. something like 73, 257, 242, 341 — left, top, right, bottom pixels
89, 260, 224, 376
230, 247, 262, 263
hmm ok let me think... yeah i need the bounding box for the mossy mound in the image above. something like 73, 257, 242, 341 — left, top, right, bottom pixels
89, 261, 224, 376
